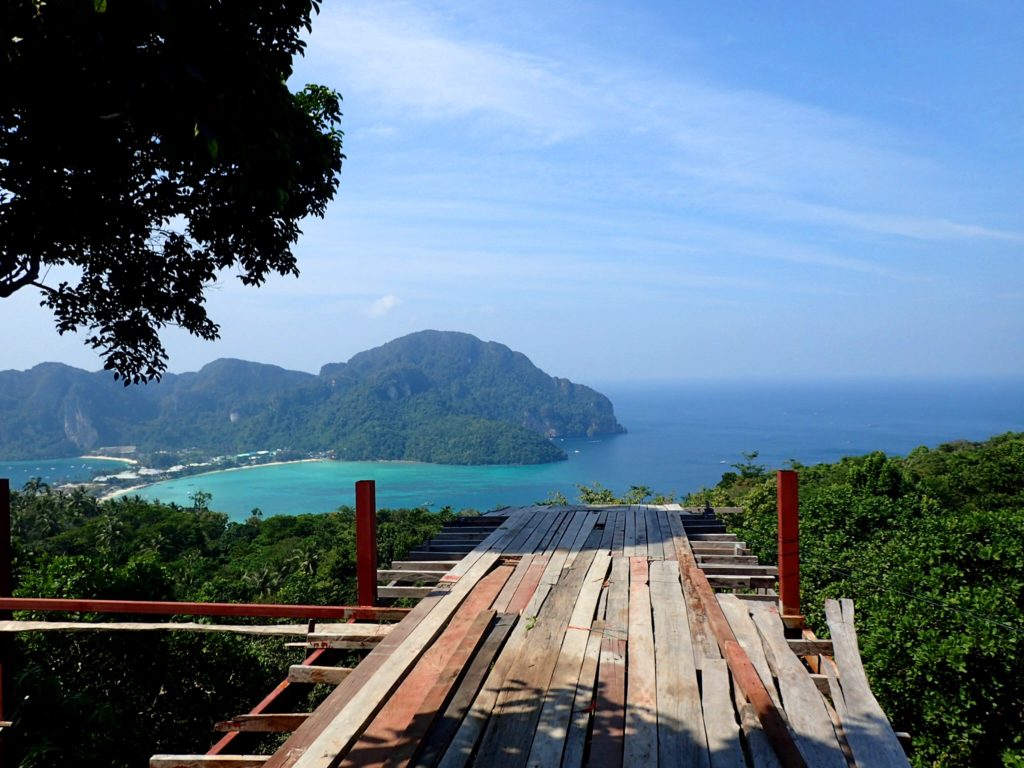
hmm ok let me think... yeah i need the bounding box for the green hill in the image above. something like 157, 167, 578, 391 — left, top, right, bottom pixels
0, 331, 624, 464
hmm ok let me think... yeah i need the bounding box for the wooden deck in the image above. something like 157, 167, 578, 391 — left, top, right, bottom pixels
152, 506, 909, 768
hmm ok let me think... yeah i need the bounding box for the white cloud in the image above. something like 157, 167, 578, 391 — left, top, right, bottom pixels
366, 295, 403, 317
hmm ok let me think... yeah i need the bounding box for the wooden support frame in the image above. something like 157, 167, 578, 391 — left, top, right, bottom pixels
777, 469, 803, 623
0, 597, 408, 622
355, 480, 378, 607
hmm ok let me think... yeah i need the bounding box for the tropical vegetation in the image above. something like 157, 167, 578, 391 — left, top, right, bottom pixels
5, 483, 453, 768
689, 434, 1024, 767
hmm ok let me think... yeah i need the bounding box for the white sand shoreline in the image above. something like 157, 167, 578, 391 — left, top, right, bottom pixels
79, 455, 138, 464
99, 457, 328, 502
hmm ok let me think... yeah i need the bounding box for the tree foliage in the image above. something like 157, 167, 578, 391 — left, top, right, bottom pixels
0, 0, 344, 382
6, 485, 451, 767
714, 434, 1024, 766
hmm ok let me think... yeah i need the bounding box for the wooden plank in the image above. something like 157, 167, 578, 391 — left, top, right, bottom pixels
700, 659, 746, 768
598, 509, 616, 552
611, 509, 626, 555
561, 620, 605, 767
526, 551, 612, 767
269, 510, 538, 768
665, 512, 719, 664
787, 638, 833, 656
733, 592, 780, 603
687, 533, 740, 542
286, 666, 352, 686
413, 612, 517, 768
750, 604, 847, 768
215, 714, 308, 733
474, 547, 599, 768
667, 515, 806, 768
338, 566, 512, 767
624, 557, 657, 765
699, 564, 778, 576
717, 594, 781, 708
539, 510, 573, 554
824, 599, 910, 767
696, 555, 760, 566
150, 758, 267, 767
390, 561, 456, 572
649, 559, 708, 768
623, 507, 637, 558
634, 507, 649, 557
604, 556, 629, 638
541, 510, 599, 586
589, 635, 627, 768
657, 509, 675, 561
406, 552, 470, 562
643, 507, 664, 560
564, 509, 602, 570
437, 595, 551, 768
504, 555, 549, 615
491, 554, 534, 613
377, 586, 435, 599
0, 621, 341, 636
502, 508, 556, 557
376, 570, 444, 583
705, 575, 778, 590
437, 510, 593, 768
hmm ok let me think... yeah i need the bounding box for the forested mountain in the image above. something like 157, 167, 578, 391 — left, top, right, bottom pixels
0, 331, 624, 464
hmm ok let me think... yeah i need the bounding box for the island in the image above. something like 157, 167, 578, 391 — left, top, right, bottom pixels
0, 330, 625, 468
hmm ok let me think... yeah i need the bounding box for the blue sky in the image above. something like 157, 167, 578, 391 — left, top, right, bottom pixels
3, 1, 1022, 381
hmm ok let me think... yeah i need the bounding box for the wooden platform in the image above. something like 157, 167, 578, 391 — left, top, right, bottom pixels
153, 506, 908, 768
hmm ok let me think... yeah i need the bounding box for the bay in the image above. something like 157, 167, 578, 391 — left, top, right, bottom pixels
1, 456, 135, 491
117, 377, 1024, 521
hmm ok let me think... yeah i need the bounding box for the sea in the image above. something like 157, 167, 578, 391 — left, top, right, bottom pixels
3, 379, 1022, 522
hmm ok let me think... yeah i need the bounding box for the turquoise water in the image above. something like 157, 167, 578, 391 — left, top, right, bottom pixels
6, 379, 1022, 521
1, 456, 135, 490
123, 378, 1024, 521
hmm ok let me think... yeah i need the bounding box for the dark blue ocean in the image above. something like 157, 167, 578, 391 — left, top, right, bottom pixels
4, 379, 1022, 520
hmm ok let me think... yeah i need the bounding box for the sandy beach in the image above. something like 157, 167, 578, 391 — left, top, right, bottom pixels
80, 455, 138, 464
98, 457, 328, 502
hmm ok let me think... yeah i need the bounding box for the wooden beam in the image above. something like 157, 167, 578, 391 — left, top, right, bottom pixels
700, 659, 747, 768
339, 566, 511, 767
215, 714, 310, 733
269, 509, 538, 768
286, 666, 352, 686
376, 586, 435, 599
824, 600, 910, 767
787, 638, 834, 656
412, 612, 517, 768
751, 604, 847, 768
650, 559, 708, 768
623, 557, 657, 765
150, 757, 268, 767
0, 597, 407, 621
0, 621, 331, 636
526, 551, 611, 767
667, 512, 807, 768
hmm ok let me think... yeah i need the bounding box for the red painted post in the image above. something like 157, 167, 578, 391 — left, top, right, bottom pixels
777, 470, 802, 622
355, 480, 378, 607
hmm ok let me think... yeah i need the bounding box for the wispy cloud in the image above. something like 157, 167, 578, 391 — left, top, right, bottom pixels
302, 2, 1021, 250
366, 295, 403, 317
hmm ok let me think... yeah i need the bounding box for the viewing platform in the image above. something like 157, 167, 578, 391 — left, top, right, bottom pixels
152, 502, 910, 768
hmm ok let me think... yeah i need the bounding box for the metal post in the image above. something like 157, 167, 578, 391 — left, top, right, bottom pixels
355, 480, 378, 607
777, 470, 802, 623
